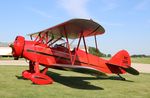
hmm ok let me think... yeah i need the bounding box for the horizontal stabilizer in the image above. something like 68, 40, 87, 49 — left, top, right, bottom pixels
121, 67, 139, 75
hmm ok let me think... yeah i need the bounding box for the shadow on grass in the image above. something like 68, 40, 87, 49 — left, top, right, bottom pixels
15, 73, 104, 90
47, 71, 104, 90
16, 71, 133, 90
16, 75, 25, 79
97, 76, 134, 82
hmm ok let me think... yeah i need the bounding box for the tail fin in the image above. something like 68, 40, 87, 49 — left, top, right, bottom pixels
108, 50, 131, 68
107, 50, 139, 75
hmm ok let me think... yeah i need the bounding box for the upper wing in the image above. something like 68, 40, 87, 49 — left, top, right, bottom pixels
29, 18, 105, 39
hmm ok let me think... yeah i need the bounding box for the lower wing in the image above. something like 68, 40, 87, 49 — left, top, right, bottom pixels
50, 64, 107, 76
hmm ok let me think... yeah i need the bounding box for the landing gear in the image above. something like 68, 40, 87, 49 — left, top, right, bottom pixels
117, 74, 126, 81
30, 73, 53, 85
22, 70, 32, 79
22, 61, 53, 85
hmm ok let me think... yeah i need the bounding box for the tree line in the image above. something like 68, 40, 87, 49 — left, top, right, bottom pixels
131, 54, 150, 58
88, 46, 150, 58
88, 46, 111, 57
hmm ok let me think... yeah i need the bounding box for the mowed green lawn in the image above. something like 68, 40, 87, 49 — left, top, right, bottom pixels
103, 57, 150, 64
131, 57, 150, 64
0, 65, 150, 98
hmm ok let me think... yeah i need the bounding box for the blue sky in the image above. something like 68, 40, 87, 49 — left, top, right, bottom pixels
0, 0, 150, 55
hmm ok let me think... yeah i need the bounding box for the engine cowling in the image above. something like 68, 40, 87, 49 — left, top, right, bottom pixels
10, 36, 25, 58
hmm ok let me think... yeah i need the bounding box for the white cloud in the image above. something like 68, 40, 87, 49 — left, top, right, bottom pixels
28, 7, 51, 18
134, 0, 150, 11
58, 0, 90, 18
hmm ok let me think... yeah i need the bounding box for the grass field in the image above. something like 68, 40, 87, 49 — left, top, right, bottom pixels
0, 66, 150, 98
131, 57, 150, 64
102, 57, 150, 64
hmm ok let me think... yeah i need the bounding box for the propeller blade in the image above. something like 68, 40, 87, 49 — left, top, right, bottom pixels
9, 43, 19, 60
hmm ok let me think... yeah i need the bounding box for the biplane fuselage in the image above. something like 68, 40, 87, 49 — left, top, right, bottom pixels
14, 36, 126, 74
11, 19, 139, 85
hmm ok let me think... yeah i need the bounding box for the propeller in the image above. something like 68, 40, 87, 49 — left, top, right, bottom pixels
9, 36, 25, 60
9, 43, 19, 60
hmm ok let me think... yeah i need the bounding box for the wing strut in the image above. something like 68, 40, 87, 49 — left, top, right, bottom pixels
49, 36, 62, 46
77, 32, 83, 50
83, 35, 89, 65
63, 26, 73, 65
72, 32, 83, 65
94, 35, 98, 51
83, 36, 88, 53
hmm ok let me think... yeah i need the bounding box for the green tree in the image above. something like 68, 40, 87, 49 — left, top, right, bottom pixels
107, 54, 111, 57
88, 46, 106, 57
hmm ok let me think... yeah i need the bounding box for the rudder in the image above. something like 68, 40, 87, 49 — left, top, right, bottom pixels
107, 50, 139, 75
108, 50, 131, 68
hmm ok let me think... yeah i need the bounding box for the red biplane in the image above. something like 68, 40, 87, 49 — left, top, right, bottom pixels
10, 19, 139, 85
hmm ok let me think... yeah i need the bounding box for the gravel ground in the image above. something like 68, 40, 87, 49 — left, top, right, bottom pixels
131, 63, 150, 73
0, 60, 28, 66
0, 60, 149, 73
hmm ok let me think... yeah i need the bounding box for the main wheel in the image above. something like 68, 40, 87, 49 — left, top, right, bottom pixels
22, 70, 32, 79
30, 73, 53, 85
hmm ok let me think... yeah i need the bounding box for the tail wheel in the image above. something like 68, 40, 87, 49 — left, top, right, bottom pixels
30, 73, 53, 85
22, 70, 32, 79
